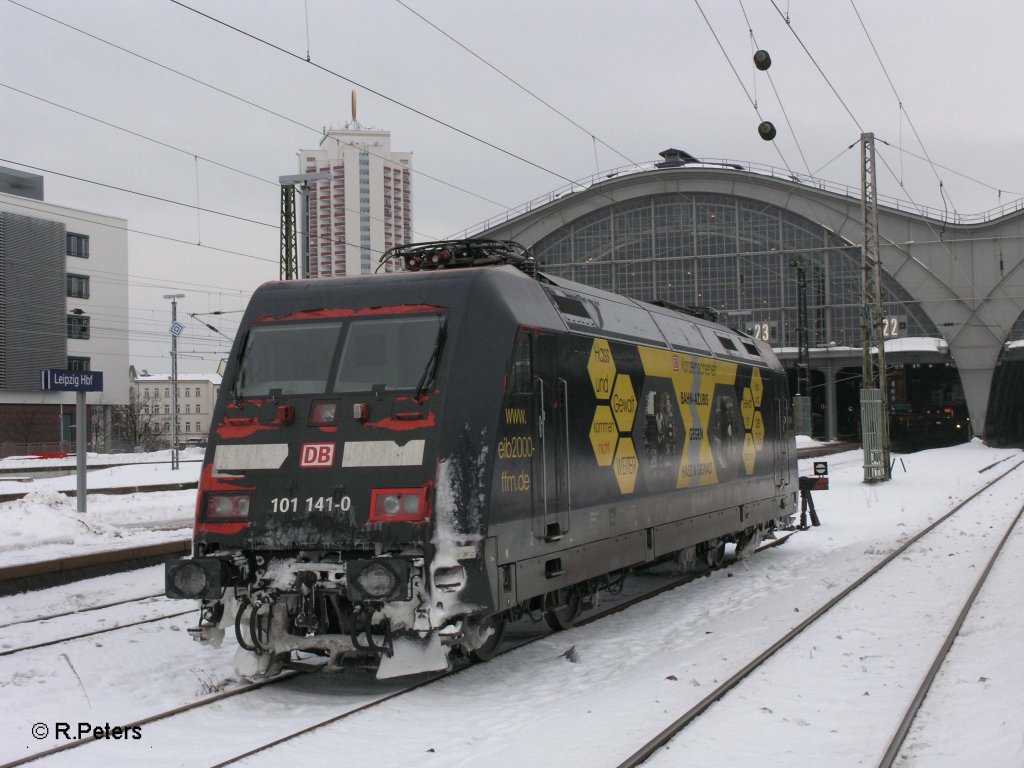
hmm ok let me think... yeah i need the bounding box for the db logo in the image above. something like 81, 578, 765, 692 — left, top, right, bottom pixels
300, 443, 335, 468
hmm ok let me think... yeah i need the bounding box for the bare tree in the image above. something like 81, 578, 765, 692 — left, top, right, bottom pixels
111, 390, 160, 451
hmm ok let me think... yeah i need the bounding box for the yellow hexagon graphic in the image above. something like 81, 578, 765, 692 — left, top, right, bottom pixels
742, 432, 756, 475
611, 375, 638, 433
613, 437, 639, 494
588, 339, 615, 400
589, 405, 618, 467
750, 368, 764, 408
752, 411, 765, 451
741, 387, 755, 430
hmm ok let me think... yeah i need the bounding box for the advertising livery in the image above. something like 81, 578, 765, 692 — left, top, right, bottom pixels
165, 240, 797, 678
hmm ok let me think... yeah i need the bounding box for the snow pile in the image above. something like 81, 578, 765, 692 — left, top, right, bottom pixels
0, 490, 84, 553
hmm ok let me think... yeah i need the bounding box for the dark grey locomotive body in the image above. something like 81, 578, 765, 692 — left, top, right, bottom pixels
166, 248, 796, 678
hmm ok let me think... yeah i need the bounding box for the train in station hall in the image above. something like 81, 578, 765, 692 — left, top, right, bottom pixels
165, 239, 798, 678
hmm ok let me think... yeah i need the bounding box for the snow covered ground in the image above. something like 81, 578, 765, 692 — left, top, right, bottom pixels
0, 440, 1022, 766
0, 449, 201, 568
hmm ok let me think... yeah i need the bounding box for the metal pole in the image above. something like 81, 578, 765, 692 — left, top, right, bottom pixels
790, 257, 812, 436
860, 132, 890, 482
76, 390, 86, 514
164, 293, 185, 471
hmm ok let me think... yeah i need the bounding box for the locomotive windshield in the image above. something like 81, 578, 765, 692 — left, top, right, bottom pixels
235, 314, 444, 397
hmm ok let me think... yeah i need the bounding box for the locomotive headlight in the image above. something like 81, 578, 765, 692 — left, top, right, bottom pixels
346, 558, 413, 602
165, 558, 227, 600
204, 493, 251, 521
369, 486, 430, 523
172, 562, 209, 598
357, 563, 398, 598
382, 494, 401, 516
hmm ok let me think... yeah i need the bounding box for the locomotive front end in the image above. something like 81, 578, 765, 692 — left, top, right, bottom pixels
165, 293, 467, 678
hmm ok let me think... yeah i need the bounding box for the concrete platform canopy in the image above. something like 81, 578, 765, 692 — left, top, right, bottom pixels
477, 155, 1024, 441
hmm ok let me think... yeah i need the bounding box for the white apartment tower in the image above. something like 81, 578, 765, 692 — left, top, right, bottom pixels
298, 122, 412, 277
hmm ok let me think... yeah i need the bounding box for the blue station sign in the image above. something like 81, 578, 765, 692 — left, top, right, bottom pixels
40, 369, 104, 392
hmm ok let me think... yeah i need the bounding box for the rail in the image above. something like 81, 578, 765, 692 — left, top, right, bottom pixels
614, 456, 1024, 767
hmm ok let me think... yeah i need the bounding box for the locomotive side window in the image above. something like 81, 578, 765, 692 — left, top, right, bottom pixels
237, 321, 343, 396
334, 315, 443, 393
510, 332, 532, 395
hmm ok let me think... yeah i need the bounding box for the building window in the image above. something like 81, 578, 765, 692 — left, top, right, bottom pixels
195, 403, 200, 414
165, 405, 170, 414
67, 274, 90, 299
165, 387, 170, 397
185, 404, 191, 414
144, 388, 150, 397
67, 233, 89, 258
67, 356, 91, 371
67, 315, 90, 339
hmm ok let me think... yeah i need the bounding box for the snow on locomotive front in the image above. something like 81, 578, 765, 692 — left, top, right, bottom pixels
165, 243, 536, 678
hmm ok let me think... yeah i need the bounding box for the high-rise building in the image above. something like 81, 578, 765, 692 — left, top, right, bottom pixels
297, 123, 412, 277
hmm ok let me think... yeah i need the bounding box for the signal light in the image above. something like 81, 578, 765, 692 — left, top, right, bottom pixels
310, 401, 338, 425
204, 493, 252, 521
369, 486, 430, 523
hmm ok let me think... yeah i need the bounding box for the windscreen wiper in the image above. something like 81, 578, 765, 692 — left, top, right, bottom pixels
415, 320, 447, 399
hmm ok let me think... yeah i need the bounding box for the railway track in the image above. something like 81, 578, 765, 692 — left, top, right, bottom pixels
3, 534, 793, 767
0, 596, 192, 659
614, 456, 1024, 768
0, 592, 164, 631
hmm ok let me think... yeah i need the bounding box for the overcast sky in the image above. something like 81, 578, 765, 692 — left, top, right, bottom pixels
3, 0, 1022, 373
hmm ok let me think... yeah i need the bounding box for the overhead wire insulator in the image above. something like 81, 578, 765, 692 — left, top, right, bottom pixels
753, 49, 772, 71
758, 121, 777, 141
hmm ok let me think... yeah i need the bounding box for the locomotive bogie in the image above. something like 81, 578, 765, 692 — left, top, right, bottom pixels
164, 241, 797, 679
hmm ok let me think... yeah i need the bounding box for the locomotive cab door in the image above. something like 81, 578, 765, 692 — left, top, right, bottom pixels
532, 333, 571, 542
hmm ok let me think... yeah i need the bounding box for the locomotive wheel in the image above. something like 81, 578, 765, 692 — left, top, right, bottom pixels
467, 615, 506, 662
545, 591, 583, 631
705, 541, 726, 568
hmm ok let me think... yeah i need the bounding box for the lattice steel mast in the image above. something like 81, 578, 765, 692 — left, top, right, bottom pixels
860, 132, 891, 481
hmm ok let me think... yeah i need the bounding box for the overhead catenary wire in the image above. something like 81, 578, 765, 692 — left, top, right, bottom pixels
0, 158, 387, 259
393, 0, 642, 170
762, 1, 978, 292
4, 0, 510, 214
691, 0, 796, 177
0, 196, 276, 267
736, 0, 813, 177
168, 0, 596, 191
767, 0, 863, 132
874, 139, 1024, 199
848, 0, 953, 213
0, 82, 443, 242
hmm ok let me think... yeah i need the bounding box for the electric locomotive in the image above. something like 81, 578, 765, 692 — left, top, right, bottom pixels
165, 239, 797, 678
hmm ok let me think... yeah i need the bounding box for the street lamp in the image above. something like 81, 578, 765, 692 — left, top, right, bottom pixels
163, 294, 185, 470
